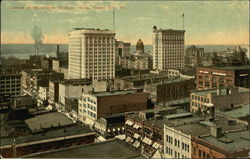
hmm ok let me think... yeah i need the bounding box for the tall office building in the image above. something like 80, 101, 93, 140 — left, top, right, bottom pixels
152, 26, 185, 71
68, 28, 116, 80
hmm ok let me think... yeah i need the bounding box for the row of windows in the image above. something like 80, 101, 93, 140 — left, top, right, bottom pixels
0, 89, 21, 92
166, 135, 189, 152
0, 77, 21, 80
87, 110, 97, 118
87, 103, 96, 111
192, 95, 209, 103
192, 102, 209, 109
0, 92, 20, 96
165, 147, 188, 159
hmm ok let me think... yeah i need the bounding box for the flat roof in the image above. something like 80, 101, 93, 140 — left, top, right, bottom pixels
165, 112, 193, 120
24, 139, 144, 158
154, 29, 185, 33
157, 97, 190, 107
173, 123, 210, 137
200, 130, 250, 152
0, 124, 94, 147
146, 78, 191, 86
25, 112, 73, 132
199, 65, 250, 71
90, 90, 136, 97
60, 78, 92, 85
129, 108, 203, 129
168, 119, 246, 137
216, 103, 250, 118
193, 87, 249, 97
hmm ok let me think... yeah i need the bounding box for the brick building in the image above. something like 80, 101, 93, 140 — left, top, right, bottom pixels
125, 108, 202, 158
144, 78, 195, 103
78, 90, 148, 126
192, 129, 249, 158
0, 124, 96, 158
196, 66, 250, 89
163, 118, 247, 159
190, 86, 250, 115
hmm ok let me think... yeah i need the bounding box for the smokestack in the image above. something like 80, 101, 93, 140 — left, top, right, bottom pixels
57, 45, 60, 58
31, 26, 44, 56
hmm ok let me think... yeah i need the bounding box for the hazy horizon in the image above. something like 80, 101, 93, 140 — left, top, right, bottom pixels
1, 1, 249, 45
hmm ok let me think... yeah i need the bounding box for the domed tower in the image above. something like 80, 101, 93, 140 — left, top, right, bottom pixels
136, 39, 144, 54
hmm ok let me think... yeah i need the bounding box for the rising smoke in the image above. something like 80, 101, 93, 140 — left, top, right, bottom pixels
31, 26, 44, 55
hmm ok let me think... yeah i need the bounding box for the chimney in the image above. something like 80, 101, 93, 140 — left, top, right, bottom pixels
12, 138, 16, 158
216, 88, 221, 95
208, 104, 215, 119
138, 70, 141, 80
231, 87, 238, 95
211, 126, 222, 138
56, 45, 60, 58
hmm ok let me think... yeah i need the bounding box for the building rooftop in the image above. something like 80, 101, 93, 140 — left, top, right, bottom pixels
128, 108, 204, 129
157, 97, 190, 107
69, 28, 115, 34
153, 28, 185, 33
60, 78, 92, 85
25, 112, 74, 132
200, 129, 250, 152
167, 118, 246, 137
215, 103, 250, 119
146, 78, 191, 87
0, 124, 94, 147
22, 69, 52, 75
90, 90, 136, 98
117, 73, 168, 82
24, 139, 145, 158
193, 87, 249, 97
199, 65, 250, 71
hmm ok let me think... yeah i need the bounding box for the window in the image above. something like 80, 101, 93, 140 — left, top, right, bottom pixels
199, 150, 202, 157
205, 82, 210, 87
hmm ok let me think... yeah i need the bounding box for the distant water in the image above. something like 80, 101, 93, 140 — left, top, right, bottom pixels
1, 44, 249, 59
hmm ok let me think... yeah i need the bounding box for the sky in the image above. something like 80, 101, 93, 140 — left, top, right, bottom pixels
1, 0, 249, 45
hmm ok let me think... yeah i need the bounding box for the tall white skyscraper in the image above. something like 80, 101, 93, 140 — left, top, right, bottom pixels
68, 28, 116, 80
152, 26, 185, 71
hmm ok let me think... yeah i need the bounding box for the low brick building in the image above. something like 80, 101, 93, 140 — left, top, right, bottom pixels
192, 129, 249, 158
0, 124, 96, 158
78, 90, 148, 126
144, 78, 195, 103
196, 66, 250, 89
125, 108, 203, 158
190, 86, 250, 115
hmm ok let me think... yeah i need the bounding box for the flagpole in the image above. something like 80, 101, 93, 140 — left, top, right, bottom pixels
182, 13, 185, 30
113, 10, 115, 30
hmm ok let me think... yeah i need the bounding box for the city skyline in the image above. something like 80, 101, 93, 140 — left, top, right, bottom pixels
1, 1, 249, 45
